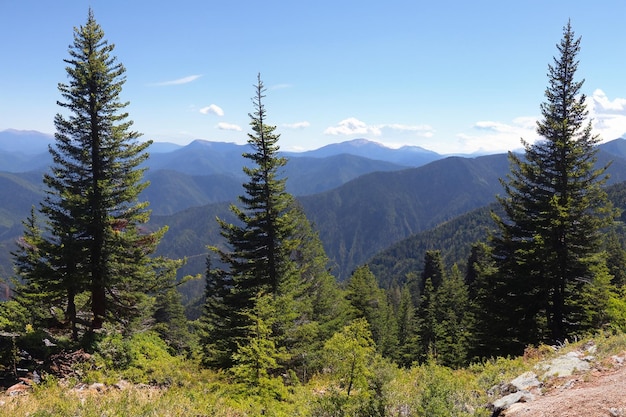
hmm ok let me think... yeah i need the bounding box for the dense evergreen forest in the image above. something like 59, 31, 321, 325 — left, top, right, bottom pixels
1, 12, 626, 416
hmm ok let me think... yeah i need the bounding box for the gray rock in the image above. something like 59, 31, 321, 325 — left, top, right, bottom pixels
510, 371, 541, 391
492, 390, 535, 413
539, 351, 591, 378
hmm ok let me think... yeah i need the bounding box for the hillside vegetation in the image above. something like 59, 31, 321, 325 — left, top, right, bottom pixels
2, 14, 626, 417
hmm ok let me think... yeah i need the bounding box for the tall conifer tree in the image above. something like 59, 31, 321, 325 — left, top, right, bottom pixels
14, 9, 167, 335
491, 21, 616, 349
203, 74, 301, 369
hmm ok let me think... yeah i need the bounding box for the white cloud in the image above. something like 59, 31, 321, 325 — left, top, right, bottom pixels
283, 121, 310, 129
383, 123, 435, 137
199, 104, 224, 116
592, 89, 626, 112
153, 75, 202, 86
449, 117, 540, 154
324, 118, 435, 139
448, 91, 626, 155
217, 122, 243, 131
589, 89, 626, 140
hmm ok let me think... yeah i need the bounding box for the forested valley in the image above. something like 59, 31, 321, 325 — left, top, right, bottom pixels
2, 11, 626, 417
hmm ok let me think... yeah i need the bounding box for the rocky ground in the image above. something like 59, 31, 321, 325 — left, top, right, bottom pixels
494, 343, 626, 417
503, 366, 626, 417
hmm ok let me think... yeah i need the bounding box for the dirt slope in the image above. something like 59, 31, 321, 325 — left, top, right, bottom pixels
504, 361, 626, 417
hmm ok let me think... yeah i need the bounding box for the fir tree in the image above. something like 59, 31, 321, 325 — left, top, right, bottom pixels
465, 242, 510, 360
432, 265, 471, 368
203, 74, 302, 369
14, 9, 168, 336
11, 208, 60, 329
420, 250, 445, 292
491, 21, 616, 349
152, 257, 192, 355
286, 204, 349, 380
345, 265, 397, 357
395, 285, 416, 366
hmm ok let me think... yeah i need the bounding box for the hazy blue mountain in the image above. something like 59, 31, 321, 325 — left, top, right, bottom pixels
598, 137, 626, 160
283, 138, 441, 167
143, 170, 243, 215
149, 142, 183, 153
285, 154, 405, 195
0, 131, 443, 175
3, 132, 626, 285
0, 130, 53, 154
146, 139, 252, 177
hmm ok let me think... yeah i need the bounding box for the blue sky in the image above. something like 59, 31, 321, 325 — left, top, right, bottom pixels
2, 1, 626, 154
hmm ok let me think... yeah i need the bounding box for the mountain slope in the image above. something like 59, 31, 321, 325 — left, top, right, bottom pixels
285, 154, 404, 195
298, 153, 511, 279
143, 171, 242, 215
367, 178, 626, 289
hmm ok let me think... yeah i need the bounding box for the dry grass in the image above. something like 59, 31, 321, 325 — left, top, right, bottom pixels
2, 332, 626, 417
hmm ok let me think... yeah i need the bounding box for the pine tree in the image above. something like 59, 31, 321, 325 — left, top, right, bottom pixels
152, 257, 192, 355
420, 250, 445, 292
230, 292, 288, 400
465, 242, 511, 360
15, 9, 168, 335
322, 318, 376, 397
414, 276, 437, 363
286, 204, 349, 380
395, 285, 416, 366
11, 208, 60, 329
491, 21, 616, 349
345, 265, 397, 357
432, 264, 471, 368
203, 74, 302, 369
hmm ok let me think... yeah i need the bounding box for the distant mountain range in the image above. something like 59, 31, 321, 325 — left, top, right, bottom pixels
0, 130, 441, 175
1, 129, 626, 286
0, 130, 440, 210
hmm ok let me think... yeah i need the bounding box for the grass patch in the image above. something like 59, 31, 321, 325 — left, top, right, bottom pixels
2, 332, 626, 416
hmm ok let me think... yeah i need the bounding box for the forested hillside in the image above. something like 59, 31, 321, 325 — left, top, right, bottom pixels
368, 179, 626, 289
2, 14, 626, 417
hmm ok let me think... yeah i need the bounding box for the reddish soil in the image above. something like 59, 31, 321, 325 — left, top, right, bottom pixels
503, 363, 626, 417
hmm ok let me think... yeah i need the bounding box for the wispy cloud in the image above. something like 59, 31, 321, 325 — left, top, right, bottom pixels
383, 123, 434, 137
152, 74, 203, 86
324, 118, 434, 138
451, 90, 626, 155
452, 117, 539, 154
217, 122, 243, 131
200, 104, 224, 116
283, 121, 310, 129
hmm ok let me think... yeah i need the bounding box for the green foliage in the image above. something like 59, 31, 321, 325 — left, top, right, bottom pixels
201, 75, 342, 383
432, 265, 472, 368
346, 265, 398, 356
489, 21, 617, 350
202, 75, 299, 369
300, 154, 509, 280
322, 318, 376, 396
0, 300, 30, 332
230, 293, 288, 400
151, 258, 194, 355
385, 359, 489, 417
91, 329, 188, 386
11, 9, 174, 339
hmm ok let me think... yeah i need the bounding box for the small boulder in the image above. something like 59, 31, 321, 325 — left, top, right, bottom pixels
509, 372, 541, 392
491, 391, 535, 415
6, 382, 31, 396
